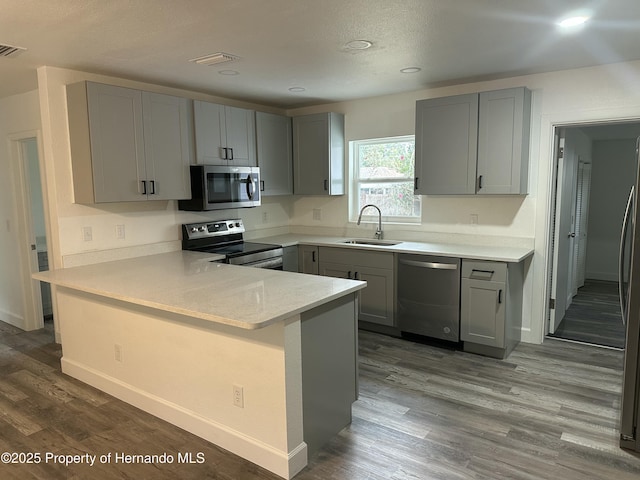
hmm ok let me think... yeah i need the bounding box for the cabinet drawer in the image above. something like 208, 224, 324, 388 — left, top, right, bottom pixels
319, 247, 394, 269
462, 260, 507, 282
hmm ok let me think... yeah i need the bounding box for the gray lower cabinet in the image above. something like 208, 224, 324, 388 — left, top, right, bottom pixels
256, 111, 293, 196
293, 112, 344, 195
67, 81, 192, 203
298, 245, 319, 274
193, 100, 256, 166
414, 86, 530, 195
460, 260, 523, 358
319, 247, 394, 327
282, 245, 298, 272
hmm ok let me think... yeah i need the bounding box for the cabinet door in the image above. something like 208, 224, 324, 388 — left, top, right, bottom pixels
256, 112, 293, 195
354, 265, 394, 327
415, 93, 478, 195
193, 100, 226, 164
142, 92, 191, 200
282, 246, 298, 272
86, 83, 146, 202
477, 87, 531, 194
298, 245, 319, 274
224, 106, 256, 167
319, 261, 352, 279
293, 114, 330, 195
460, 278, 506, 347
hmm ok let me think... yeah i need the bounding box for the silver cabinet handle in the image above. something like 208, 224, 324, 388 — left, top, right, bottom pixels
619, 185, 634, 326
399, 259, 457, 270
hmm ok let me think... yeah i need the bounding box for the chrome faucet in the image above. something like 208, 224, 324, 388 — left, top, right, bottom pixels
357, 204, 383, 239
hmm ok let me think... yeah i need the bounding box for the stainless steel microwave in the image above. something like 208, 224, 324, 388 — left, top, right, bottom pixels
178, 165, 261, 211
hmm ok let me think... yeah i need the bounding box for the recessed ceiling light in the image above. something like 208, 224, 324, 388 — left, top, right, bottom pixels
345, 40, 373, 50
288, 87, 306, 93
400, 67, 422, 74
557, 15, 590, 28
218, 70, 239, 76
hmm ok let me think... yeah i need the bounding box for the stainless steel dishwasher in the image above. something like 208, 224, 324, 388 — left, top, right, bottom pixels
397, 254, 461, 342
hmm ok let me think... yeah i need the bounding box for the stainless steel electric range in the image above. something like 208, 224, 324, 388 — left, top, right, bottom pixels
181, 219, 283, 269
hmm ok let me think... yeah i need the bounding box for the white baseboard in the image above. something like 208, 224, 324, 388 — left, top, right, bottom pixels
61, 358, 307, 479
0, 308, 24, 330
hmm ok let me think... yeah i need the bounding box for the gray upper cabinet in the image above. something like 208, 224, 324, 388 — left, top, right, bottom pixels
67, 81, 191, 203
476, 88, 531, 194
293, 112, 344, 195
141, 92, 192, 200
256, 111, 293, 196
193, 101, 256, 166
415, 93, 478, 195
414, 87, 531, 195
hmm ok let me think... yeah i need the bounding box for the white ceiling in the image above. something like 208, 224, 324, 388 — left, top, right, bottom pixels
2, 0, 640, 108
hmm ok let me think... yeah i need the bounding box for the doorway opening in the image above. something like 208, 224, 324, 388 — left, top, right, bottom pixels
547, 122, 640, 349
5, 133, 53, 337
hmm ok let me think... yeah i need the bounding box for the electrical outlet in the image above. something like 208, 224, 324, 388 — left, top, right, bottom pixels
116, 224, 125, 239
114, 344, 123, 363
262, 211, 269, 223
233, 385, 244, 408
470, 214, 479, 225
312, 209, 322, 221
82, 226, 93, 241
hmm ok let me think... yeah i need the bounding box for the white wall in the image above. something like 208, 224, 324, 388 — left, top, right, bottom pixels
0, 90, 42, 328
586, 139, 637, 281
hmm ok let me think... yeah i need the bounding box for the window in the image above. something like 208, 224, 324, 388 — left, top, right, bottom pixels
351, 135, 421, 222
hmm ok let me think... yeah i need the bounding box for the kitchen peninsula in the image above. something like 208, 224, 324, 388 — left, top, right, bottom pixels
34, 250, 366, 479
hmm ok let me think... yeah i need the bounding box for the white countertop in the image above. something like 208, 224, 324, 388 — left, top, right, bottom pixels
33, 251, 365, 330
253, 234, 534, 263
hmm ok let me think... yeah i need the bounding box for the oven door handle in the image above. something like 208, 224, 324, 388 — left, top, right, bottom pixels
246, 174, 256, 200
243, 257, 283, 269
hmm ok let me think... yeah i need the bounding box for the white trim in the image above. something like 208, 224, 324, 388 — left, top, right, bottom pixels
0, 307, 24, 329
536, 108, 640, 345
7, 130, 48, 332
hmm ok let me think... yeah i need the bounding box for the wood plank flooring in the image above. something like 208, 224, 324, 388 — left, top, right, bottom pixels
1, 320, 639, 479
550, 279, 626, 348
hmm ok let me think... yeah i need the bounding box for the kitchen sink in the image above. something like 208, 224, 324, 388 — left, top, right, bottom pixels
340, 239, 402, 246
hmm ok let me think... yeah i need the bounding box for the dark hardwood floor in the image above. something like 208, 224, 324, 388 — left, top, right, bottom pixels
550, 279, 626, 348
1, 319, 639, 479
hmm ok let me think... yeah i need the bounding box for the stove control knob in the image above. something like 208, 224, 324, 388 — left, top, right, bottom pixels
199, 226, 206, 232
190, 227, 199, 234
235, 222, 241, 228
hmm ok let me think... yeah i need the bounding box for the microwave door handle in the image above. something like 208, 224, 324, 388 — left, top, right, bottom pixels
246, 174, 255, 199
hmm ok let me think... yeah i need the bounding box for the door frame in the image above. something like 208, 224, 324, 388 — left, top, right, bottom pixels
543, 118, 640, 338
7, 130, 51, 331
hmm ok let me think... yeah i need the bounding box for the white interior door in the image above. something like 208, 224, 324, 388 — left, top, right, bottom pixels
9, 134, 48, 331
550, 132, 579, 333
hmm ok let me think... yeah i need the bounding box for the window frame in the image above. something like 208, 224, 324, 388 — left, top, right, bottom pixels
349, 135, 421, 225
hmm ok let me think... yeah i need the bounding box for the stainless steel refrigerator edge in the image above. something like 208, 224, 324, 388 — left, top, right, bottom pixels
619, 136, 640, 452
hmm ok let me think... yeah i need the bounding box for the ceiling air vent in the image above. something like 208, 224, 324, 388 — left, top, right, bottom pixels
189, 52, 239, 66
0, 43, 26, 58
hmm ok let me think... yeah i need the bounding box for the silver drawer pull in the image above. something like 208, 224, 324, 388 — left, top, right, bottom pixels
399, 259, 458, 270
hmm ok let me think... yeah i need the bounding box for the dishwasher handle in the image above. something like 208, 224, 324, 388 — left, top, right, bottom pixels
399, 259, 458, 270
